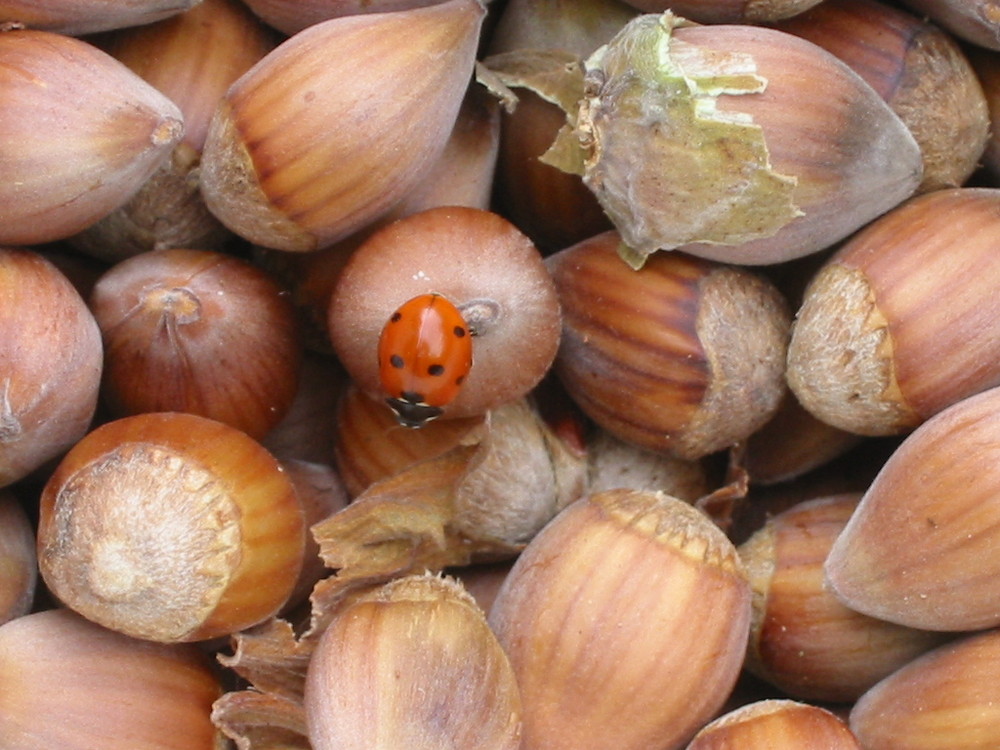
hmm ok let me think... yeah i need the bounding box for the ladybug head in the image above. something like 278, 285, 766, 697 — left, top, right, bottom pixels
385, 396, 444, 429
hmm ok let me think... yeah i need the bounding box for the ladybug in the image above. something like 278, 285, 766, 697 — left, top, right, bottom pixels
377, 293, 474, 428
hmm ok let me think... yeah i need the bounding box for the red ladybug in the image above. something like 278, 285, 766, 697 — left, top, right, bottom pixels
377, 293, 473, 428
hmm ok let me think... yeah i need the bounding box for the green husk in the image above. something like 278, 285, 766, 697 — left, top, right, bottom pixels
480, 12, 803, 269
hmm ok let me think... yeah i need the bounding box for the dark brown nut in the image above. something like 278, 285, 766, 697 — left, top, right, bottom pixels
485, 0, 635, 252
744, 392, 863, 486
0, 492, 35, 624
90, 248, 302, 440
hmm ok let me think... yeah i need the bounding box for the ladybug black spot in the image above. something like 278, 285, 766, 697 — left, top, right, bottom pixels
428, 364, 445, 377
389, 354, 405, 369
453, 325, 467, 338
390, 312, 403, 323
455, 374, 466, 386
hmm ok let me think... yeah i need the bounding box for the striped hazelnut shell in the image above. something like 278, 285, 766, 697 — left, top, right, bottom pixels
489, 488, 751, 750
547, 230, 790, 460
37, 412, 306, 642
0, 248, 103, 487
773, 0, 989, 192
824, 385, 1000, 632
0, 0, 202, 35
787, 187, 1000, 436
850, 627, 1000, 748
740, 493, 946, 702
305, 574, 522, 750
0, 608, 225, 750
687, 700, 861, 750
200, 0, 486, 252
71, 0, 276, 261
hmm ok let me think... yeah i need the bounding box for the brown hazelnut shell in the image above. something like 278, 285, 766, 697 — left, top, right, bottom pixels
304, 574, 522, 750
71, 0, 276, 261
241, 0, 457, 36
687, 700, 861, 749
787, 188, 1000, 436
0, 492, 35, 624
199, 0, 486, 252
89, 248, 302, 440
37, 412, 306, 642
0, 29, 183, 246
850, 628, 1000, 748
825, 385, 1000, 632
333, 384, 485, 498
485, 0, 635, 253
328, 206, 562, 421
622, 0, 822, 23
741, 493, 946, 703
489, 488, 751, 750
0, 248, 103, 487
895, 0, 1000, 49
773, 0, 989, 193
0, 608, 225, 750
0, 0, 202, 35
547, 230, 790, 460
